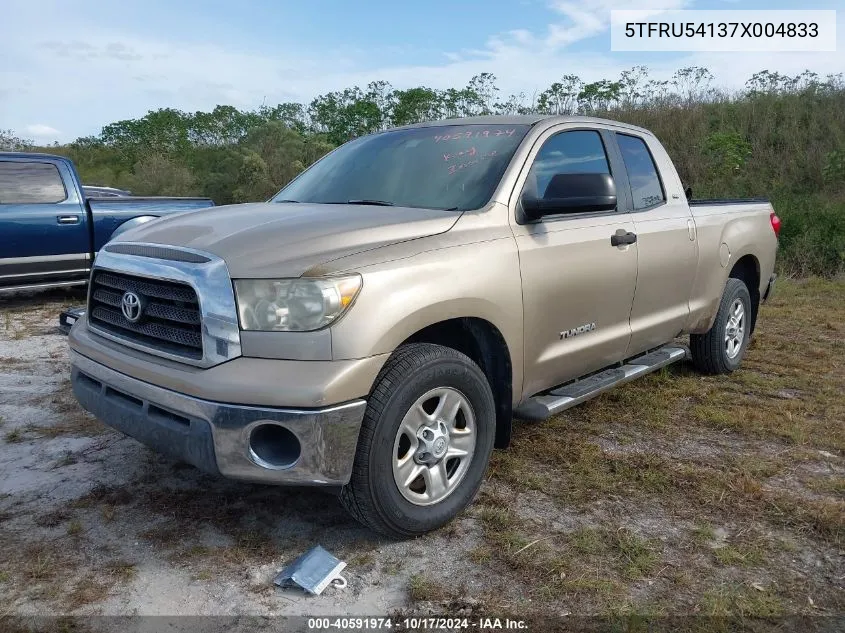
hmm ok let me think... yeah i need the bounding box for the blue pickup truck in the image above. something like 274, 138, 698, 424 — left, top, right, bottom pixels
0, 153, 214, 294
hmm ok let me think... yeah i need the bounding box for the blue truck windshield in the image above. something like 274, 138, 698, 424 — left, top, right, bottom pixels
273, 124, 531, 211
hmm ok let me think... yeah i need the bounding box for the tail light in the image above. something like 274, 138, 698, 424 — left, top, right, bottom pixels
770, 212, 781, 238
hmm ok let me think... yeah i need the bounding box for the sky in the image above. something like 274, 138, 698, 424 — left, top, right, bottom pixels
1, 0, 843, 143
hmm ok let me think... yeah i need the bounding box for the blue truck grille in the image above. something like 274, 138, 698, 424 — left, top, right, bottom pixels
88, 271, 203, 359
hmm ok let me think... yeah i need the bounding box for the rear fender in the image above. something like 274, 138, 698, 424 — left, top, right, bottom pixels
687, 211, 776, 333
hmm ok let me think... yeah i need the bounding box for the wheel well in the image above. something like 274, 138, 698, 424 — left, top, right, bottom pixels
729, 254, 761, 333
402, 318, 513, 448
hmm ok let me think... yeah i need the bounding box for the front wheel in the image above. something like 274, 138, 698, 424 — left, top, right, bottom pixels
690, 277, 752, 374
340, 343, 496, 538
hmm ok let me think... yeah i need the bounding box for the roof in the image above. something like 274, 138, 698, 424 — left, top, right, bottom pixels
391, 114, 653, 136
394, 114, 548, 129
0, 151, 70, 161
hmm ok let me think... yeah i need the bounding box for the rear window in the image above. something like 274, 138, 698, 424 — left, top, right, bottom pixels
0, 161, 67, 204
616, 134, 665, 210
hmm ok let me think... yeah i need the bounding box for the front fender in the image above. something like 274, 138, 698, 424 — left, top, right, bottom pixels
329, 239, 525, 403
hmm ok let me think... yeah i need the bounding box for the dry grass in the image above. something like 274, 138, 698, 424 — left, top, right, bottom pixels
121, 483, 341, 577
33, 510, 72, 528
3, 429, 24, 444
411, 278, 845, 622
408, 574, 450, 603
71, 485, 134, 509
0, 530, 137, 613
23, 384, 107, 439
2, 280, 842, 625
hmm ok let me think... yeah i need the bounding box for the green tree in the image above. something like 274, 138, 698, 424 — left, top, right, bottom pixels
22, 64, 845, 276
496, 91, 533, 115
232, 150, 273, 202
537, 75, 582, 115
391, 87, 442, 126
465, 73, 499, 115
189, 105, 261, 146
125, 154, 197, 196
0, 129, 33, 151
309, 85, 387, 145
671, 66, 714, 104
259, 102, 309, 134
578, 80, 622, 113
101, 108, 192, 162
618, 66, 650, 107
243, 121, 328, 191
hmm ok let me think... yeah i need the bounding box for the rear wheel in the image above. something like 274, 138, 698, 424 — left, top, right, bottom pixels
340, 343, 495, 537
690, 277, 752, 374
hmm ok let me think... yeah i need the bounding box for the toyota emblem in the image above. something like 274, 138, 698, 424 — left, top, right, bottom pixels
121, 291, 143, 323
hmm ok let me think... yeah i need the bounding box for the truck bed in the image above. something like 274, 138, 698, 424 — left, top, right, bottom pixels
88, 196, 214, 251
689, 197, 769, 206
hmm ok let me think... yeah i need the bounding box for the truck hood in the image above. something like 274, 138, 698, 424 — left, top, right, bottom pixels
114, 202, 461, 278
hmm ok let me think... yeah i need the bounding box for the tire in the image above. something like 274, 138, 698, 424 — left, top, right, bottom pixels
340, 343, 496, 538
690, 277, 752, 375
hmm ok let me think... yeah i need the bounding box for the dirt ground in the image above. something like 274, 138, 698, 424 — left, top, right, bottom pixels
0, 280, 842, 631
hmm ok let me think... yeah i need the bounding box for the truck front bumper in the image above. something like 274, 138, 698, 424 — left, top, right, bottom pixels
70, 351, 366, 486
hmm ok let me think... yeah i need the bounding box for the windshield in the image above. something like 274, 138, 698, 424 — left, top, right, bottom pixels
272, 124, 531, 211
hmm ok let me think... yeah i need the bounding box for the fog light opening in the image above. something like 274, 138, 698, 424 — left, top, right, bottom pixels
248, 424, 301, 470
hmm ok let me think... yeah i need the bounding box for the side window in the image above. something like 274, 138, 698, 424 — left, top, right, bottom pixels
616, 134, 665, 210
0, 161, 67, 204
526, 130, 611, 200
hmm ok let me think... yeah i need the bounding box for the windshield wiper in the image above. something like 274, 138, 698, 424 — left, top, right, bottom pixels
275, 199, 300, 203
346, 199, 395, 206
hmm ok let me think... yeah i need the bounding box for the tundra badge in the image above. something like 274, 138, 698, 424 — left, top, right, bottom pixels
560, 323, 596, 339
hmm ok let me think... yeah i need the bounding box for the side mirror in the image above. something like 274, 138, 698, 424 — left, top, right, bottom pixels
521, 173, 617, 222
684, 186, 693, 200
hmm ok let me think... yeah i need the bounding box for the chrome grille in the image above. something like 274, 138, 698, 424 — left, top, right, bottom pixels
88, 271, 203, 359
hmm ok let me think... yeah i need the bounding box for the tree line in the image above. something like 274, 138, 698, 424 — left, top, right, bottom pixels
2, 66, 844, 276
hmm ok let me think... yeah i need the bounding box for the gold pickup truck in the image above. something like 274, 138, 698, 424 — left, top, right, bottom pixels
68, 115, 779, 537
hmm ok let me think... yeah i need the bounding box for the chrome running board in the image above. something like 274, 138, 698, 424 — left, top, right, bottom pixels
513, 345, 689, 422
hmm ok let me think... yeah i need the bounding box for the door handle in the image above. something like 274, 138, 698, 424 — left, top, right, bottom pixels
57, 215, 80, 225
611, 230, 637, 246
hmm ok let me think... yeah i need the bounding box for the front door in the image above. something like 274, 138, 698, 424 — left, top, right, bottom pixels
0, 159, 90, 287
511, 127, 639, 399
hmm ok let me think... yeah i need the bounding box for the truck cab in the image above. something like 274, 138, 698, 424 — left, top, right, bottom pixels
0, 153, 214, 293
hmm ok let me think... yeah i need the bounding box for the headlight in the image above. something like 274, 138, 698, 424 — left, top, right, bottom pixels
234, 275, 362, 332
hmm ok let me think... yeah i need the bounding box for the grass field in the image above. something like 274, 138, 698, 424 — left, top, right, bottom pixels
0, 279, 842, 631
406, 278, 844, 628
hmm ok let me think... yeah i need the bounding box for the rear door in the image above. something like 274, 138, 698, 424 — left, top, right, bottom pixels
511, 125, 639, 399
0, 159, 90, 288
613, 133, 698, 355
